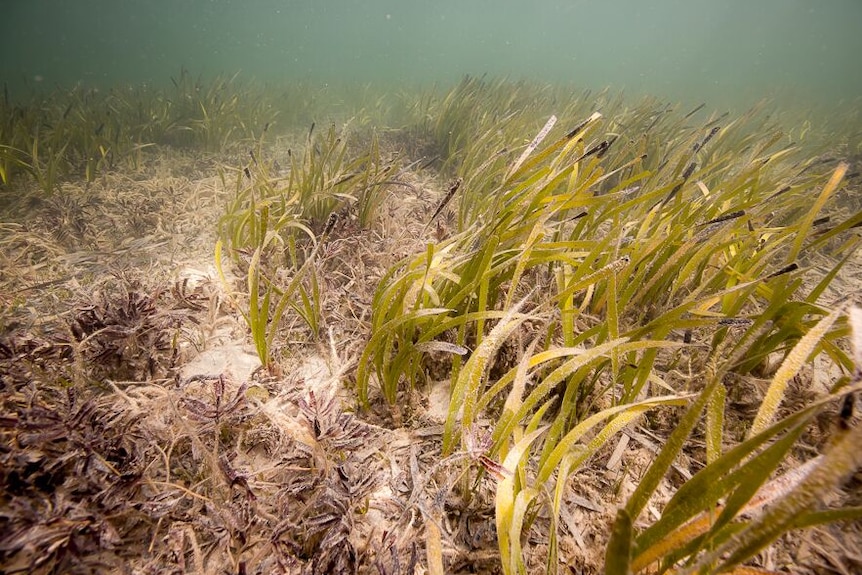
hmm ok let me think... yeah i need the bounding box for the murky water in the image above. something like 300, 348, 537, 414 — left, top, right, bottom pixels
2, 0, 861, 116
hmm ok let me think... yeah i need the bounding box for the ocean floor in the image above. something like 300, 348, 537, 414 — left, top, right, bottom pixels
1, 125, 861, 574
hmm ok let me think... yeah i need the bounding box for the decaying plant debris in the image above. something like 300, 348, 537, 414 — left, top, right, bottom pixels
2, 77, 862, 575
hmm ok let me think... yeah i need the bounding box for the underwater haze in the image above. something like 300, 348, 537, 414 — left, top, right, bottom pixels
2, 0, 861, 115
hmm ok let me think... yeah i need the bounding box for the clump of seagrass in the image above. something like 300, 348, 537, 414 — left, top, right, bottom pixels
68, 278, 191, 381
38, 194, 94, 250
1, 274, 210, 391
0, 385, 145, 573
272, 389, 376, 574
0, 329, 72, 388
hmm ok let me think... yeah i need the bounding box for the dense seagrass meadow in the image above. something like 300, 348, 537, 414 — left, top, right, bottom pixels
2, 74, 862, 574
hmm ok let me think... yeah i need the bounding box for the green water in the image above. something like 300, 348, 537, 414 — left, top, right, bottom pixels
2, 0, 861, 115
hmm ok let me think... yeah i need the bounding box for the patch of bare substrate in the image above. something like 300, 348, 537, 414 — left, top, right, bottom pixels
2, 136, 861, 575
